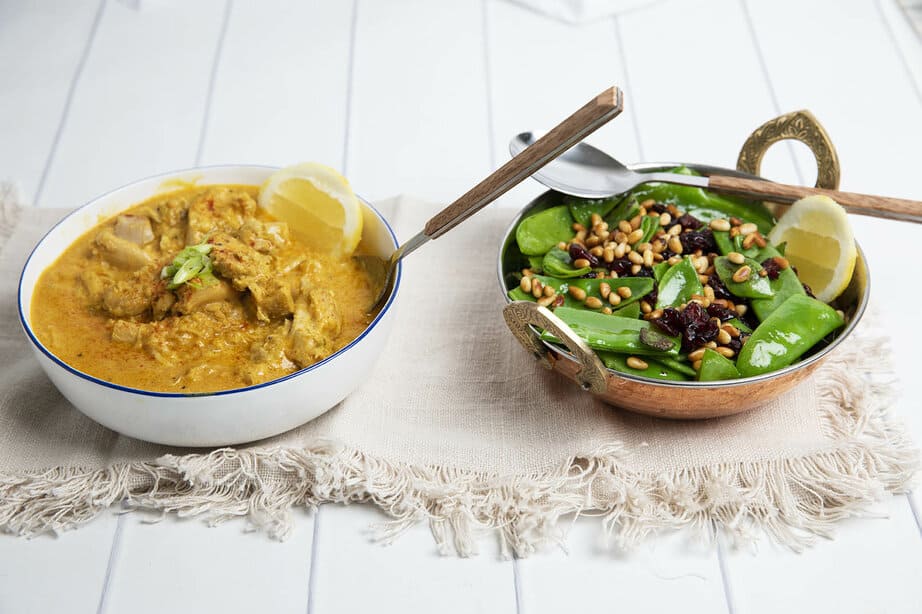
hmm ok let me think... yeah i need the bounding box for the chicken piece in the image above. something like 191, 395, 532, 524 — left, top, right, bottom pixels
95, 228, 152, 270
111, 320, 141, 344
172, 279, 238, 314
151, 286, 176, 321
101, 276, 155, 317
114, 215, 154, 245
247, 278, 294, 321
209, 232, 272, 286
80, 270, 109, 303
237, 219, 289, 253
186, 188, 258, 244
286, 288, 342, 367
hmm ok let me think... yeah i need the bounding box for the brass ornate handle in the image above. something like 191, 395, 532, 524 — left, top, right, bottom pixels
736, 109, 841, 190
502, 301, 608, 394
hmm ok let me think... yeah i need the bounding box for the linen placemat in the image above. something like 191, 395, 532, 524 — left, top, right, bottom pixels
0, 186, 917, 556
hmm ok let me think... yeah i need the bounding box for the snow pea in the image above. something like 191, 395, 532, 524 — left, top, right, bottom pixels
527, 256, 544, 273
653, 261, 669, 283
611, 301, 641, 319
508, 275, 654, 311
736, 295, 845, 377
541, 307, 680, 356
656, 355, 698, 377
599, 353, 691, 381
713, 231, 759, 259
628, 166, 775, 234
515, 205, 574, 255
751, 245, 805, 322
656, 257, 703, 309
604, 195, 640, 226
567, 196, 619, 228
697, 348, 740, 381
543, 247, 590, 278
714, 256, 773, 299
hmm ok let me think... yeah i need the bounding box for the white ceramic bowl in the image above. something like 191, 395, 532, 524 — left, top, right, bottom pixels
18, 165, 401, 447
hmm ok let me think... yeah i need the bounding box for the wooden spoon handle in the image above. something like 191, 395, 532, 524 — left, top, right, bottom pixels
423, 86, 624, 239
707, 175, 922, 224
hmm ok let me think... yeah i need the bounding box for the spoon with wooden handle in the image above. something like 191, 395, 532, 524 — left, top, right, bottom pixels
509, 131, 922, 224
364, 86, 624, 314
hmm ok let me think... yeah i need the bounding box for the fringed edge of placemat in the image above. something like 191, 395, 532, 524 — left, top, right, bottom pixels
1, 327, 917, 557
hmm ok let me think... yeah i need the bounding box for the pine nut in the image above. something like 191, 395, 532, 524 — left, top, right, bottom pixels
520, 277, 532, 293
668, 224, 683, 236
532, 280, 543, 298
739, 222, 758, 235
759, 269, 768, 277
643, 249, 654, 267
614, 230, 628, 244
717, 329, 732, 345
573, 258, 591, 268
716, 346, 735, 358
544, 285, 555, 298
586, 235, 600, 248
585, 296, 603, 309
698, 274, 710, 284
600, 282, 612, 299
608, 292, 621, 306
629, 215, 642, 230
627, 228, 644, 244
668, 236, 683, 254
741, 232, 757, 249
695, 257, 709, 274
735, 304, 748, 316
640, 198, 656, 209
626, 356, 649, 370
710, 218, 731, 231
730, 217, 742, 226
590, 213, 602, 226
614, 242, 627, 258
727, 251, 745, 265
722, 324, 740, 337
631, 264, 642, 274
537, 295, 555, 307
732, 265, 751, 283
729, 226, 740, 238
653, 252, 664, 262
667, 255, 683, 266
753, 233, 767, 248
640, 300, 652, 314
602, 307, 612, 315
636, 242, 651, 253
522, 268, 533, 277
659, 212, 672, 226
590, 246, 604, 257
618, 220, 632, 234
617, 286, 632, 299
667, 204, 681, 217
836, 309, 845, 320
705, 341, 718, 349
568, 286, 587, 301
688, 348, 706, 362
572, 223, 586, 232
703, 286, 715, 300
648, 309, 664, 320
692, 360, 702, 371
774, 256, 790, 269
603, 247, 615, 263
597, 221, 609, 232
575, 230, 587, 243
628, 251, 645, 265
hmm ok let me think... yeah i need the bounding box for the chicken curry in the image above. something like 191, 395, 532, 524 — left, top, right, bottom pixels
31, 185, 376, 393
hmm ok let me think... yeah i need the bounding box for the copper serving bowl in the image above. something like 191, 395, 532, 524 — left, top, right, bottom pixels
497, 111, 870, 419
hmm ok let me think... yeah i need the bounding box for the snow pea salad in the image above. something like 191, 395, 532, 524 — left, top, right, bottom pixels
504, 166, 848, 382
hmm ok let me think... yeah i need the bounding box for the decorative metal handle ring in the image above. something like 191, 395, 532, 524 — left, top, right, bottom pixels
736, 109, 841, 190
502, 301, 608, 394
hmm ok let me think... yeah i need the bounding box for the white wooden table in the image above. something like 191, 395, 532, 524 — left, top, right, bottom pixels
2, 1, 922, 612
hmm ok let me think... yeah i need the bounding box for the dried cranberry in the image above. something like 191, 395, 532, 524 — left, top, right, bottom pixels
644, 286, 658, 306
706, 303, 737, 321
648, 202, 668, 214
675, 214, 702, 230
707, 275, 734, 301
680, 302, 720, 352
569, 243, 599, 267
679, 229, 717, 254
653, 308, 683, 337
760, 257, 781, 280
607, 258, 633, 276
633, 266, 655, 279
726, 336, 743, 353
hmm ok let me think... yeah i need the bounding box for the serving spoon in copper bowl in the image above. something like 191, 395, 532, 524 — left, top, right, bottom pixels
364, 86, 625, 314
508, 131, 922, 224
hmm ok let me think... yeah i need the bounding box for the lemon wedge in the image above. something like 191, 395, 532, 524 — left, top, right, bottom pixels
259, 162, 363, 256
767, 195, 856, 303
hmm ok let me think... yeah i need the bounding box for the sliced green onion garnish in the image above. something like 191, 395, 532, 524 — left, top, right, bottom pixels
162, 242, 217, 289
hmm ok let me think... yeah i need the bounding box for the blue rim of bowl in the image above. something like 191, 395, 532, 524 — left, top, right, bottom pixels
17, 164, 401, 398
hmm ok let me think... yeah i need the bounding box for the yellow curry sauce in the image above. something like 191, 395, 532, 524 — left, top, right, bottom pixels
31, 185, 375, 393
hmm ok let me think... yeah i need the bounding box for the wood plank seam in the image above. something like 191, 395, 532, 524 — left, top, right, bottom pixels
482, 0, 497, 170
612, 15, 646, 161
906, 493, 922, 538
33, 0, 107, 207
306, 505, 323, 614
737, 0, 806, 186
95, 507, 126, 614
195, 0, 234, 166
512, 557, 524, 614
875, 0, 922, 110
715, 529, 738, 614
342, 0, 360, 175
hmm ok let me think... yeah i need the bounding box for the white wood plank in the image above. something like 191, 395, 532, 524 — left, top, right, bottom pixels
198, 0, 354, 168
0, 0, 102, 204
0, 513, 117, 614
346, 0, 491, 204
878, 0, 922, 96
36, 0, 227, 208
516, 517, 728, 613
103, 511, 314, 614
723, 497, 922, 613
310, 504, 516, 614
